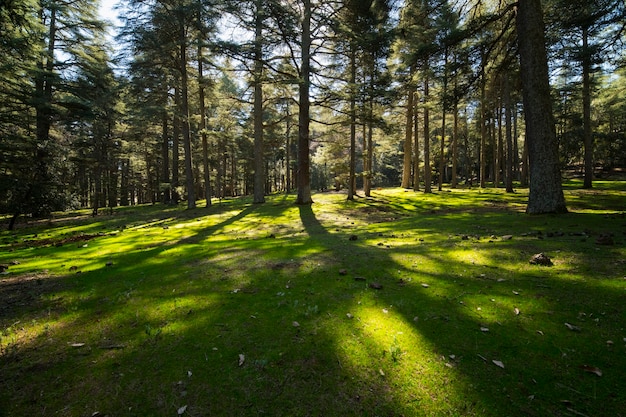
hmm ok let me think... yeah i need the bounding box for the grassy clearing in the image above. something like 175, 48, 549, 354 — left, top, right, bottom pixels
1, 183, 625, 416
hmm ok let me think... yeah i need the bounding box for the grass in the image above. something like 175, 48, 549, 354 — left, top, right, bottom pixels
1, 182, 625, 416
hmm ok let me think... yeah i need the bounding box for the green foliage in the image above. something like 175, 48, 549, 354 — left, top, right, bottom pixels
0, 186, 624, 416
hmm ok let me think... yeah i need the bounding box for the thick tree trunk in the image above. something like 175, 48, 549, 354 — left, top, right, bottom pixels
296, 0, 312, 205
198, 41, 211, 206
253, 0, 265, 204
179, 20, 195, 209
516, 0, 567, 214
348, 47, 357, 200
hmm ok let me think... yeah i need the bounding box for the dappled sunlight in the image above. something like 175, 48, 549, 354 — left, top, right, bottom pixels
1, 188, 625, 416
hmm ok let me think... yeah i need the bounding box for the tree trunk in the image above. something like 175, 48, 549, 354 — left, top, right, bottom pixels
198, 40, 211, 206
423, 74, 432, 194
253, 0, 265, 204
439, 47, 448, 192
413, 95, 420, 191
364, 100, 374, 197
504, 73, 514, 193
451, 98, 458, 188
401, 83, 414, 189
296, 0, 312, 205
348, 47, 357, 200
516, 0, 567, 214
479, 52, 487, 188
172, 87, 181, 203
179, 18, 195, 209
582, 25, 593, 189
161, 112, 171, 203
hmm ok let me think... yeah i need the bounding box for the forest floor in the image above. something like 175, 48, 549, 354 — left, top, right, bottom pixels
1, 181, 625, 417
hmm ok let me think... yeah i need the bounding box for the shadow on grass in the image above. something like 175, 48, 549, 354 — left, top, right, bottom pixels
1, 190, 624, 416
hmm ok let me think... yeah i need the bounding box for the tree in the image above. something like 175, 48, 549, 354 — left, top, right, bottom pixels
549, 0, 626, 188
516, 0, 567, 214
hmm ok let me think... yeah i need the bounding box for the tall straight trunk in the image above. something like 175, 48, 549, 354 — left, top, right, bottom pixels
120, 159, 130, 206
285, 102, 292, 194
198, 42, 211, 206
503, 74, 513, 193
179, 19, 195, 209
348, 47, 357, 200
516, 0, 567, 214
253, 0, 265, 203
496, 95, 503, 187
296, 0, 312, 205
479, 53, 487, 188
438, 47, 448, 192
413, 95, 420, 191
451, 99, 458, 188
161, 112, 171, 203
172, 87, 181, 203
401, 83, 414, 188
34, 6, 56, 214
582, 25, 593, 189
451, 54, 459, 189
423, 73, 432, 194
504, 73, 514, 193
364, 99, 374, 197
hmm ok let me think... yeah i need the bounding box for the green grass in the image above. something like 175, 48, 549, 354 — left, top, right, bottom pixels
1, 184, 625, 416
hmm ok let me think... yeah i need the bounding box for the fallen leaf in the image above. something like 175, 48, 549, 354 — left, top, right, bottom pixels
565, 322, 581, 332
238, 354, 245, 367
580, 365, 602, 377
177, 405, 187, 415
492, 360, 505, 369
369, 282, 383, 290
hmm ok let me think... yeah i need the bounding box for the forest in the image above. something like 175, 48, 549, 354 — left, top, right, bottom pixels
1, 0, 624, 226
2, 2, 626, 416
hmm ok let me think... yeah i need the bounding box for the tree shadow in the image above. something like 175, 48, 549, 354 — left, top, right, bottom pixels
1, 193, 624, 416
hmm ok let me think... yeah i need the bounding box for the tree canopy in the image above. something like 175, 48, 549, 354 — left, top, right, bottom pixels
2, 0, 626, 226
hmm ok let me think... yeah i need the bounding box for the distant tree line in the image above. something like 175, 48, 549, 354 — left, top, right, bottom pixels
1, 0, 625, 228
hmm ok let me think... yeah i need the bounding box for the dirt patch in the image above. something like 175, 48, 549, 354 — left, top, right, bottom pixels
0, 272, 70, 321
8, 233, 106, 249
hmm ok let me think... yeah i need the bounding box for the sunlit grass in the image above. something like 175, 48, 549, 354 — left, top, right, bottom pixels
0, 184, 625, 416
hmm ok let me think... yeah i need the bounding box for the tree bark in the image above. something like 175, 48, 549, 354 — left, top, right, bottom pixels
296, 0, 312, 205
348, 47, 357, 200
198, 38, 211, 206
179, 17, 195, 209
253, 0, 265, 203
423, 74, 432, 194
516, 0, 567, 213
401, 83, 414, 189
582, 25, 593, 189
